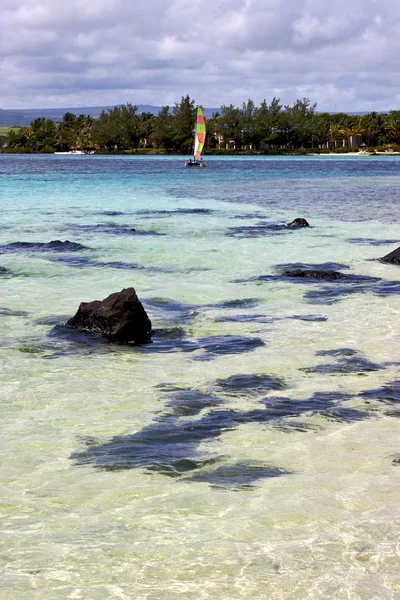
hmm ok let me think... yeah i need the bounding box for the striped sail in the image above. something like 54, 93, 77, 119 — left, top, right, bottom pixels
194, 107, 206, 159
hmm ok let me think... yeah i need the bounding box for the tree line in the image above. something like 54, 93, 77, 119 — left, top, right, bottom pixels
3, 95, 400, 154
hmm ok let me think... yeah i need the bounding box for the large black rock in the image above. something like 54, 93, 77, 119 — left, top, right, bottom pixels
67, 288, 152, 344
380, 246, 400, 265
286, 218, 310, 228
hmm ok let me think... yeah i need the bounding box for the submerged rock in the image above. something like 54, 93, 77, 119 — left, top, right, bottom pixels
380, 246, 400, 265
282, 269, 347, 280
286, 218, 310, 228
67, 287, 152, 344
1, 240, 87, 252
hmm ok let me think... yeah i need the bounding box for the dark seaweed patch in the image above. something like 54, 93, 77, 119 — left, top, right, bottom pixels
347, 238, 399, 246
232, 263, 352, 285
147, 332, 265, 358
47, 256, 189, 274
17, 336, 107, 358
21, 323, 193, 359
371, 280, 400, 295
301, 350, 382, 375
249, 263, 400, 304
319, 407, 371, 422
277, 262, 350, 272
0, 240, 88, 252
304, 277, 400, 304
316, 348, 358, 357
226, 221, 290, 237
15, 321, 114, 358
47, 255, 113, 268
71, 386, 371, 479
194, 335, 265, 359
214, 298, 260, 309
48, 255, 146, 270
163, 390, 225, 417
137, 208, 213, 217
72, 413, 229, 473
288, 314, 328, 322
68, 223, 166, 236
183, 461, 289, 489
97, 211, 125, 216
212, 373, 288, 397
153, 383, 188, 392
144, 297, 198, 325
214, 314, 274, 323
0, 307, 29, 317
231, 213, 264, 219
358, 380, 400, 405
149, 328, 199, 354
385, 410, 400, 418
257, 394, 338, 418
272, 421, 323, 433
48, 323, 110, 347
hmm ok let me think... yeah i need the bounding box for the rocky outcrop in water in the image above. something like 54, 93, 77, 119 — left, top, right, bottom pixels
286, 218, 310, 228
1, 240, 87, 252
380, 246, 400, 265
67, 287, 152, 344
282, 269, 346, 280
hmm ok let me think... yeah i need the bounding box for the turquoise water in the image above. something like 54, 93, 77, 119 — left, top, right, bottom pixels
1, 155, 400, 599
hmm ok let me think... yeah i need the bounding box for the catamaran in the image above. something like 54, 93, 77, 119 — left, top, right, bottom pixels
185, 107, 206, 167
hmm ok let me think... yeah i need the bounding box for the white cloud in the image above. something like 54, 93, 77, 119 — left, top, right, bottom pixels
1, 0, 400, 111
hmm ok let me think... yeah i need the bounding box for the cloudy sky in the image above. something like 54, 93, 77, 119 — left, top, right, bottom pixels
1, 0, 399, 111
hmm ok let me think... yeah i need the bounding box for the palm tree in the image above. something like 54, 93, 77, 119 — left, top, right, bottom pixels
384, 115, 400, 144
329, 124, 343, 149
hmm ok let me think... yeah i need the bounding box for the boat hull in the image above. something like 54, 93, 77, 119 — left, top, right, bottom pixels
185, 160, 206, 168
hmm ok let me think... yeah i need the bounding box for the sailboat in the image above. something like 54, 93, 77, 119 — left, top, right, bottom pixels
185, 107, 206, 167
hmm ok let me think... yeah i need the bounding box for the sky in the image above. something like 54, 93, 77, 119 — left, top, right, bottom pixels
1, 0, 399, 112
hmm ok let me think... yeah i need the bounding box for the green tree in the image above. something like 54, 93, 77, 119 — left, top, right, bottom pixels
254, 97, 282, 149
205, 112, 221, 149
361, 112, 386, 147
150, 106, 173, 150
5, 128, 27, 148
27, 118, 57, 151
137, 112, 155, 147
284, 98, 317, 148
92, 107, 123, 151
384, 111, 400, 144
170, 95, 196, 151
241, 99, 257, 149
220, 104, 243, 149
120, 104, 140, 152
309, 112, 331, 148
329, 123, 343, 149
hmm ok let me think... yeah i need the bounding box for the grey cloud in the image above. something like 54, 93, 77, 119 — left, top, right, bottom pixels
1, 0, 400, 111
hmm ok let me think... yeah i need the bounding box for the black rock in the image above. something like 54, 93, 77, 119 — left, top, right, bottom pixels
286, 218, 310, 228
380, 246, 400, 265
67, 288, 152, 344
282, 269, 347, 280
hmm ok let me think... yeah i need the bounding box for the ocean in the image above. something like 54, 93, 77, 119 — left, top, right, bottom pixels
1, 154, 399, 599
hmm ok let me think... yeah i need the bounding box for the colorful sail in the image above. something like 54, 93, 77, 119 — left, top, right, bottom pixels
194, 107, 206, 159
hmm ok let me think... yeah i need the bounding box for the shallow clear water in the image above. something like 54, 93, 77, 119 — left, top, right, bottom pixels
1, 154, 400, 599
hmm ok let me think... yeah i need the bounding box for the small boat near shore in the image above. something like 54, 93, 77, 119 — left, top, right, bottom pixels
185, 107, 206, 168
54, 150, 94, 155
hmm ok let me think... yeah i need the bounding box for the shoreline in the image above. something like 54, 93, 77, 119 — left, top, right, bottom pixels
3, 148, 400, 157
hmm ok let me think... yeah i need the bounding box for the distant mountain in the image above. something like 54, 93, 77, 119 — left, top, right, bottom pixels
0, 105, 221, 126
